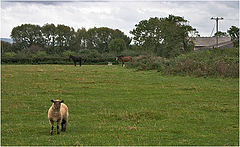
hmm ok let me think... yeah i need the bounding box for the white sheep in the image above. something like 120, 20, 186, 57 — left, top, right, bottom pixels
48, 99, 69, 135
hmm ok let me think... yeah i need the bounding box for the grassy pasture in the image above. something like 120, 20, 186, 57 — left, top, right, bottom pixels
1, 65, 239, 146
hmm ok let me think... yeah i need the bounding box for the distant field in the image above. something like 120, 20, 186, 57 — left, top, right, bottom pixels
1, 65, 239, 146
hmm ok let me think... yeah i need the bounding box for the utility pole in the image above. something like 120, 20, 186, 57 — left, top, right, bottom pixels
211, 17, 224, 48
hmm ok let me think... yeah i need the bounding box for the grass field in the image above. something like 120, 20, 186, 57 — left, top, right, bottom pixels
1, 65, 239, 146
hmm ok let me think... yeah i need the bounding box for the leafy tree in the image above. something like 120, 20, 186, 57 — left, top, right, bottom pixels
112, 29, 132, 48
108, 38, 127, 54
130, 15, 197, 58
42, 24, 76, 54
75, 27, 88, 50
11, 24, 44, 50
228, 26, 239, 48
9, 23, 131, 57
55, 24, 75, 48
86, 27, 113, 53
50, 24, 75, 54
42, 23, 57, 47
85, 27, 131, 53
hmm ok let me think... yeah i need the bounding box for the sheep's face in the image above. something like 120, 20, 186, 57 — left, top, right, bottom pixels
51, 100, 64, 109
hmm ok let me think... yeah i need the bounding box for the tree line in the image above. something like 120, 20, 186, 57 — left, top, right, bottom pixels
9, 24, 131, 54
1, 15, 239, 64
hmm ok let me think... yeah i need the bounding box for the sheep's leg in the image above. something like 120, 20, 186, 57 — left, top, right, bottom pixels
65, 120, 67, 131
50, 125, 54, 135
61, 119, 66, 132
62, 119, 68, 132
56, 125, 60, 134
57, 120, 61, 135
49, 120, 54, 135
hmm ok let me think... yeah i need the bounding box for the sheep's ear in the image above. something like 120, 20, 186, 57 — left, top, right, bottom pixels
51, 100, 54, 103
60, 100, 64, 103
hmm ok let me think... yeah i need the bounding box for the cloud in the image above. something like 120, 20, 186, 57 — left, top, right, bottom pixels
1, 1, 239, 38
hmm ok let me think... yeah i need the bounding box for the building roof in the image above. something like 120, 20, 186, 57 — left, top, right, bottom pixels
192, 37, 231, 47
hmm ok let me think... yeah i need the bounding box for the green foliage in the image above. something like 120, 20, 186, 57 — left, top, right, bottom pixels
55, 24, 75, 48
77, 49, 116, 64
1, 65, 239, 145
85, 27, 131, 53
79, 49, 101, 59
130, 15, 197, 58
120, 49, 145, 57
127, 48, 239, 78
108, 38, 127, 54
127, 55, 166, 71
62, 50, 76, 57
10, 24, 130, 55
16, 45, 45, 58
1, 41, 13, 54
6, 21, 238, 67
75, 27, 88, 50
42, 23, 57, 47
213, 31, 228, 37
227, 26, 239, 48
1, 47, 116, 65
34, 51, 47, 58
2, 52, 16, 58
166, 48, 239, 77
5, 23, 133, 65
11, 24, 44, 49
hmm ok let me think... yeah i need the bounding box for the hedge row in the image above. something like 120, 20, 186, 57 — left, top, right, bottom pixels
1, 56, 117, 65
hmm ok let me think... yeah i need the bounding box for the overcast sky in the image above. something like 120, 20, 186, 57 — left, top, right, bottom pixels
1, 0, 239, 38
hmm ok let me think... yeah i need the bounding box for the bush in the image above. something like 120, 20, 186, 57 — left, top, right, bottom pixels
127, 48, 239, 78
62, 50, 76, 57
2, 52, 16, 58
127, 55, 165, 70
34, 51, 47, 58
78, 49, 110, 64
167, 48, 239, 77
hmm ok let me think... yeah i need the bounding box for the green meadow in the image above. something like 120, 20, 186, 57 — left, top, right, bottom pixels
1, 65, 239, 146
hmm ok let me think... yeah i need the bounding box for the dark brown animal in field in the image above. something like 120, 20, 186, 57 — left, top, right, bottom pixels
69, 55, 82, 66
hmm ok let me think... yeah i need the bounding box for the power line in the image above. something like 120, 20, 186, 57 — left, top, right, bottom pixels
223, 19, 239, 21
209, 23, 215, 37
205, 23, 215, 46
